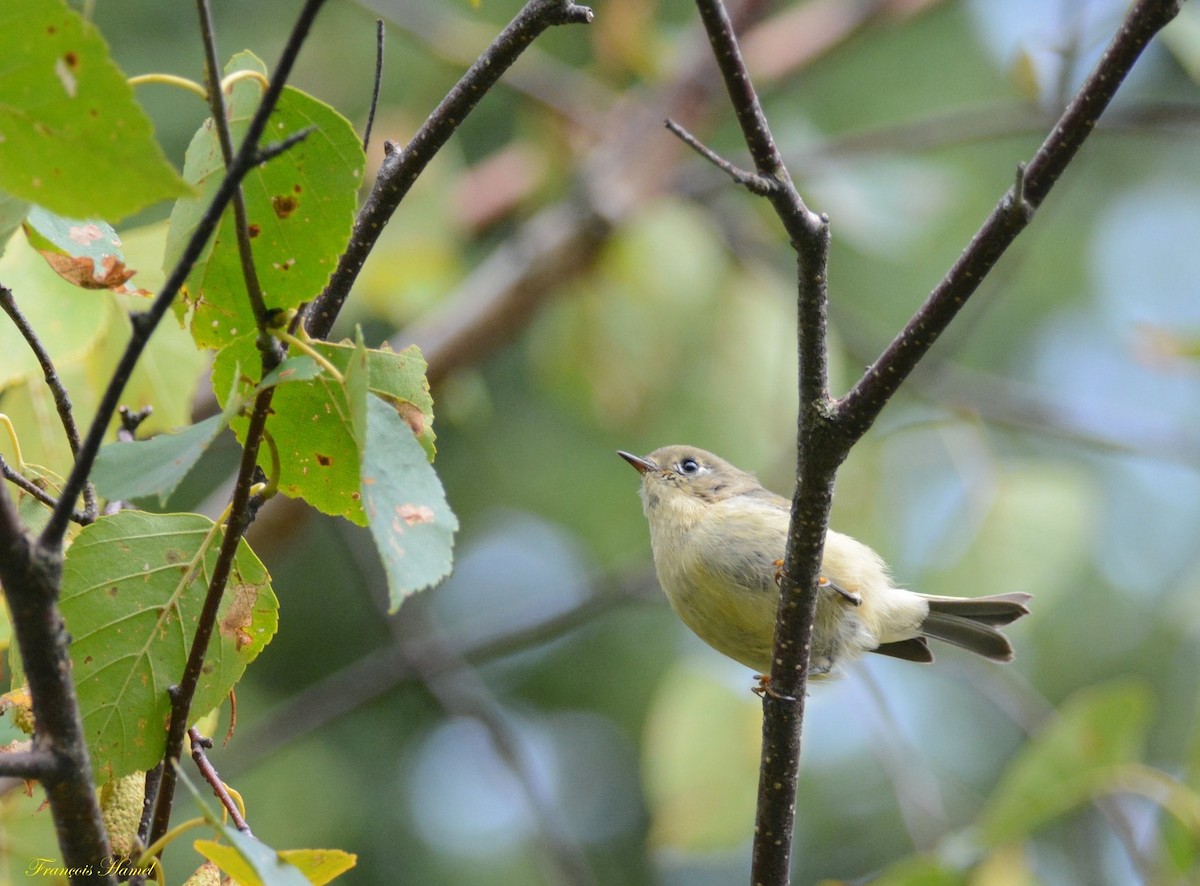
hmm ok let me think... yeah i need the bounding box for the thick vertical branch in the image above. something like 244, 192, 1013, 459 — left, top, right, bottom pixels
680, 3, 833, 882
679, 1, 1183, 884
0, 485, 114, 885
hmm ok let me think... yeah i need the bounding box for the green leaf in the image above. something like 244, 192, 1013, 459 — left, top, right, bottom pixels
258, 355, 323, 389
23, 206, 147, 294
62, 511, 278, 779
0, 0, 188, 220
347, 340, 457, 609
976, 680, 1152, 847
91, 412, 229, 506
165, 51, 365, 350
211, 334, 435, 524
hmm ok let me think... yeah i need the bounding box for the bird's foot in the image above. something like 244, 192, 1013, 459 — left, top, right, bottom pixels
751, 674, 797, 702
819, 576, 862, 607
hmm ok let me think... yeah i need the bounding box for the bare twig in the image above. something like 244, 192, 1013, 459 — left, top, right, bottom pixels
196, 0, 274, 353
0, 286, 96, 521
303, 0, 595, 341
357, 0, 614, 131
836, 0, 1185, 439
363, 19, 385, 153
0, 454, 88, 524
189, 728, 251, 834
664, 118, 775, 194
684, 2, 832, 882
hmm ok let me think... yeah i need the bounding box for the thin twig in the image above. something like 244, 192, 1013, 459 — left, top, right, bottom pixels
303, 0, 594, 340
363, 19, 385, 153
0, 286, 96, 521
143, 0, 332, 848
148, 389, 275, 847
188, 728, 251, 834
836, 0, 1185, 440
0, 454, 88, 524
254, 127, 315, 166
196, 0, 274, 349
664, 118, 775, 194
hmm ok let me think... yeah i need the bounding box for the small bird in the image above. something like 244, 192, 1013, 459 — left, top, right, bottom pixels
619, 445, 1031, 679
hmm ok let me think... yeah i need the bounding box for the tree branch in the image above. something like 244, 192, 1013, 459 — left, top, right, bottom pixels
188, 728, 251, 834
680, 1, 1185, 883
836, 0, 1184, 440
0, 748, 59, 780
303, 0, 594, 341
362, 19, 385, 153
0, 482, 115, 884
0, 454, 88, 524
686, 2, 834, 882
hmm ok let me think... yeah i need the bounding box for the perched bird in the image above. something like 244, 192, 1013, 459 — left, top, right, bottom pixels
619, 445, 1031, 678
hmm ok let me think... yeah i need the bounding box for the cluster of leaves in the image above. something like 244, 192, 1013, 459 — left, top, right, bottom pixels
0, 0, 457, 881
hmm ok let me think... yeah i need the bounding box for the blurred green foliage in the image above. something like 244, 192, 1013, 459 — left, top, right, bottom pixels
3, 0, 1200, 884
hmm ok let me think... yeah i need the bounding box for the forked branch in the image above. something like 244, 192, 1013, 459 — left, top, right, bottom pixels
681, 0, 1185, 883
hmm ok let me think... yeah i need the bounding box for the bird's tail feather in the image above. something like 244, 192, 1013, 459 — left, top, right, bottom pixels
919, 592, 1032, 662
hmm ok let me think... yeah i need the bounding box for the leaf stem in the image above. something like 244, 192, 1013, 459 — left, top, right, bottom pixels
272, 330, 345, 382
127, 73, 208, 100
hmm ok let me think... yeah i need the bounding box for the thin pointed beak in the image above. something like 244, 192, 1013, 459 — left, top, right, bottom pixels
618, 450, 657, 475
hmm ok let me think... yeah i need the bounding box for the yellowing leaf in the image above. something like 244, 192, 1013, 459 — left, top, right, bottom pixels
278, 848, 357, 885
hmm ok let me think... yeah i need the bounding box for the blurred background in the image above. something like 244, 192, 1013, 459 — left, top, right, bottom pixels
4, 0, 1200, 883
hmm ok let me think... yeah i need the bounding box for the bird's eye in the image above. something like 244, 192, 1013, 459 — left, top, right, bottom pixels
679, 458, 701, 475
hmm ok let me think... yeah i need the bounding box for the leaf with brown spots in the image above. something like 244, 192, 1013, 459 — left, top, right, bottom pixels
348, 343, 457, 610
59, 511, 277, 779
211, 334, 437, 525
0, 0, 188, 219
165, 51, 364, 349
24, 207, 150, 295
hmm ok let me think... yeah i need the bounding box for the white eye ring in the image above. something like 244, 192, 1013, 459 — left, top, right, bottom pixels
678, 458, 701, 475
